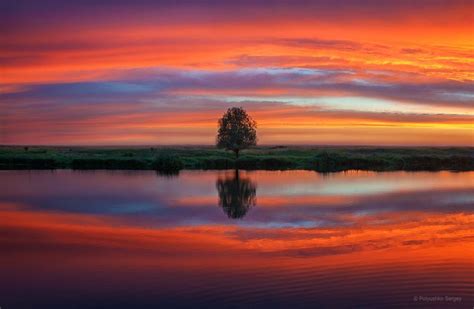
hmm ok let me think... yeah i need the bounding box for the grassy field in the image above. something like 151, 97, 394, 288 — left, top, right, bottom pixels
0, 145, 472, 172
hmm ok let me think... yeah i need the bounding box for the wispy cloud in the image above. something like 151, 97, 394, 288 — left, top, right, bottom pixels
1, 0, 472, 145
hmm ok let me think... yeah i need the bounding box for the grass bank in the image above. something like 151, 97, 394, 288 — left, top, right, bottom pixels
0, 146, 472, 172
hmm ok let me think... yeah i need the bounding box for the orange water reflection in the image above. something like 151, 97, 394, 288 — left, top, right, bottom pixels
0, 170, 473, 308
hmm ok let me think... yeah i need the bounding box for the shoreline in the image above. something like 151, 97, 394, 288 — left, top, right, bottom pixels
1, 146, 473, 172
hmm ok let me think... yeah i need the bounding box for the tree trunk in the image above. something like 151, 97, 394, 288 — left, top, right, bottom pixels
234, 149, 240, 159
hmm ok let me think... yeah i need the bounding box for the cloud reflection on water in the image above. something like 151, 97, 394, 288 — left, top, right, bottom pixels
0, 170, 473, 308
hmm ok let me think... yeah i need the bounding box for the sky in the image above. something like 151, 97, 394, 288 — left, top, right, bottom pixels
1, 0, 473, 146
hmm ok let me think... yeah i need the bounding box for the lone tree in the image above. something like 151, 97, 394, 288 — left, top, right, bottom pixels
217, 107, 257, 158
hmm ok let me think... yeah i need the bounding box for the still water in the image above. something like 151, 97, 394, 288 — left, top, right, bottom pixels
0, 170, 473, 308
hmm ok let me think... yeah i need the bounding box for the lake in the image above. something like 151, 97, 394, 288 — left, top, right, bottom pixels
0, 170, 472, 308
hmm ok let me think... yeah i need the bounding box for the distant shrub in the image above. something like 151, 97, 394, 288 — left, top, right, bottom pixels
201, 157, 235, 169
152, 154, 183, 172
235, 157, 258, 169
447, 155, 474, 170
71, 158, 147, 170
312, 151, 400, 172
312, 151, 346, 172
0, 157, 57, 169
236, 156, 294, 170
399, 155, 473, 171
259, 157, 293, 169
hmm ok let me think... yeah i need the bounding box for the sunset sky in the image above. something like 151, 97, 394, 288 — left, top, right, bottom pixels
1, 0, 473, 146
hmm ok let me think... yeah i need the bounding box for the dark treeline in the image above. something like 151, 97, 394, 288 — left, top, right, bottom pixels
0, 146, 473, 172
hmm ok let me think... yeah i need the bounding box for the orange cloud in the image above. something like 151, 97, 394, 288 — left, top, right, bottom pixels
1, 1, 472, 145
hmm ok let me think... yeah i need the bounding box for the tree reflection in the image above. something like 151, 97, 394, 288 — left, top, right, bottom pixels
216, 170, 257, 219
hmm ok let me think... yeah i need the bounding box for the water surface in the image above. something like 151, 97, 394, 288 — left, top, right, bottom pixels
0, 170, 473, 308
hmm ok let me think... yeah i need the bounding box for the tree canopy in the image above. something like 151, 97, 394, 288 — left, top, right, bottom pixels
216, 107, 257, 158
